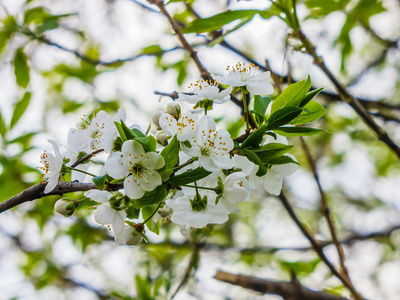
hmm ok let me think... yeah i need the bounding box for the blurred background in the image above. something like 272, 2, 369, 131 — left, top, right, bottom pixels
0, 0, 399, 299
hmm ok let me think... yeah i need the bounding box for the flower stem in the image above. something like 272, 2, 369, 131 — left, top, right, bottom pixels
173, 158, 197, 172
242, 88, 250, 132
181, 184, 217, 192
142, 202, 162, 225
68, 167, 96, 177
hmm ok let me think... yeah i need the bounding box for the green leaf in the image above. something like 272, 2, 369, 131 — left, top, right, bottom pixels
290, 101, 326, 125
241, 149, 268, 176
271, 76, 311, 114
142, 204, 160, 234
182, 9, 275, 33
0, 109, 7, 138
169, 167, 211, 186
13, 48, 30, 88
24, 7, 50, 24
135, 135, 157, 152
114, 120, 145, 142
305, 0, 351, 18
240, 125, 267, 148
252, 143, 294, 164
266, 106, 303, 130
274, 126, 325, 137
159, 136, 179, 181
140, 44, 163, 55
299, 87, 324, 107
92, 174, 108, 189
253, 95, 271, 125
134, 185, 168, 209
10, 92, 32, 129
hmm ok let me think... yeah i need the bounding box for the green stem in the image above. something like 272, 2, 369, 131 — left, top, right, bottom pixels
173, 158, 197, 172
68, 167, 96, 177
181, 184, 217, 192
142, 202, 162, 225
242, 88, 250, 132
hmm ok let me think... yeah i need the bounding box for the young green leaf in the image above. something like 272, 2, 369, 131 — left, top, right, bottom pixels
159, 135, 179, 181
134, 185, 168, 209
274, 126, 325, 137
241, 149, 268, 176
271, 76, 311, 114
252, 143, 294, 164
14, 48, 30, 88
253, 95, 271, 125
10, 92, 32, 129
0, 109, 7, 138
240, 125, 267, 148
92, 174, 108, 189
290, 101, 326, 125
299, 87, 324, 107
169, 167, 211, 186
266, 106, 303, 130
135, 136, 157, 152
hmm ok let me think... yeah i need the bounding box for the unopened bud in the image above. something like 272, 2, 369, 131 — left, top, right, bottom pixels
151, 111, 163, 130
54, 199, 77, 217
156, 130, 168, 146
165, 102, 181, 119
115, 224, 144, 246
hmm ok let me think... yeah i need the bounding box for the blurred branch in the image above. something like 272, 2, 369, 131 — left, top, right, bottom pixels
0, 181, 123, 214
300, 138, 350, 281
214, 270, 349, 300
278, 192, 366, 300
295, 29, 400, 160
169, 241, 202, 299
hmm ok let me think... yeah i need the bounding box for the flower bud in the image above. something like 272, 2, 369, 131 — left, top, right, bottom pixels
54, 199, 77, 217
115, 224, 144, 246
151, 111, 163, 130
156, 130, 168, 146
165, 102, 181, 119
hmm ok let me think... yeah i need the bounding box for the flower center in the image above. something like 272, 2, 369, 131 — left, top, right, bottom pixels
131, 163, 144, 177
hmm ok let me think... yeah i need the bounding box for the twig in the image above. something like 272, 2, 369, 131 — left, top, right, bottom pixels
300, 138, 350, 280
169, 241, 202, 299
214, 270, 349, 300
278, 192, 366, 300
70, 149, 104, 168
0, 181, 123, 214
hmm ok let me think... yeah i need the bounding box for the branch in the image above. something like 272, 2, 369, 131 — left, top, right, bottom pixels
0, 181, 123, 214
214, 270, 349, 300
278, 192, 366, 300
300, 138, 350, 280
295, 30, 400, 159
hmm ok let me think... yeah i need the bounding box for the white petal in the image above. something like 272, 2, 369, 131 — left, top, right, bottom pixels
84, 190, 112, 203
199, 155, 220, 172
68, 128, 90, 153
177, 93, 201, 104
210, 155, 235, 170
94, 205, 116, 224
124, 176, 145, 199
159, 113, 178, 137
247, 80, 274, 95
105, 156, 130, 179
220, 198, 241, 213
142, 152, 165, 170
122, 140, 145, 159
139, 170, 162, 191
112, 211, 126, 235
44, 176, 58, 193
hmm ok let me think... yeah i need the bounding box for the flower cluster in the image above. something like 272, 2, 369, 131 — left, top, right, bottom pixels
40, 63, 325, 246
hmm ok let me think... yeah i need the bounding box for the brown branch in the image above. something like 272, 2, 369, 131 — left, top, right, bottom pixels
278, 192, 366, 300
300, 138, 350, 281
295, 30, 400, 159
0, 181, 123, 214
214, 270, 349, 300
70, 149, 104, 168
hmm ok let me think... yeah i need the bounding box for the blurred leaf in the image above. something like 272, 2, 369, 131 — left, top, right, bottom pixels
141, 44, 163, 55
0, 109, 7, 138
0, 16, 18, 55
305, 0, 351, 18
10, 92, 32, 129
182, 9, 275, 33
13, 48, 30, 88
279, 258, 321, 277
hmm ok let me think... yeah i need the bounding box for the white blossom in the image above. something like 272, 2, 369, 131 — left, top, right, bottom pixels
115, 224, 143, 246
104, 140, 165, 199
84, 190, 126, 235
219, 172, 251, 213
68, 108, 126, 154
39, 139, 64, 194
166, 191, 228, 229
177, 79, 233, 106
182, 115, 234, 172
214, 62, 273, 95
159, 112, 198, 142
